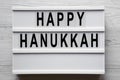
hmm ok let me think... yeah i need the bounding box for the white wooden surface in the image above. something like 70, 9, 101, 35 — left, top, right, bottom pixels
0, 0, 120, 80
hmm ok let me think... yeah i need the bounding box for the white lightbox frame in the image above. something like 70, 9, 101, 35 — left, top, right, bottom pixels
12, 6, 105, 74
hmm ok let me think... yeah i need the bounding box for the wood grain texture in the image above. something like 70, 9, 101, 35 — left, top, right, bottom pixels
0, 0, 120, 80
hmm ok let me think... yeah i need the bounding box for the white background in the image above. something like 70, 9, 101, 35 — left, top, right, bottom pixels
0, 0, 120, 80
